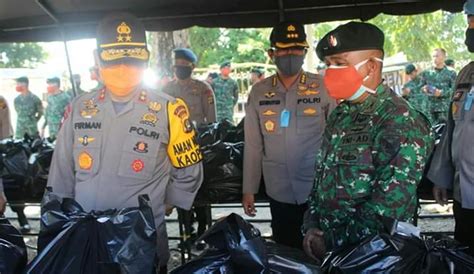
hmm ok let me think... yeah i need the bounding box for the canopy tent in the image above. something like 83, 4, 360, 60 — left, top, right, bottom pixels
0, 0, 466, 43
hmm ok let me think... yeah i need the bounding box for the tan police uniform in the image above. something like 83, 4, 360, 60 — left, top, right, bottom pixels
47, 87, 203, 265
162, 78, 216, 125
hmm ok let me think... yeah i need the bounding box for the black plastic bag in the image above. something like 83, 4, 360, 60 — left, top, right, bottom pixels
395, 235, 474, 274
197, 120, 244, 149
322, 234, 405, 273
266, 242, 320, 274
322, 232, 474, 274
171, 213, 320, 274
197, 141, 244, 203
171, 248, 233, 274
26, 191, 157, 274
0, 218, 27, 274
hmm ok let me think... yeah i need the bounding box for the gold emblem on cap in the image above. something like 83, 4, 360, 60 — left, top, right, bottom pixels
329, 35, 338, 47
287, 25, 296, 32
117, 22, 132, 42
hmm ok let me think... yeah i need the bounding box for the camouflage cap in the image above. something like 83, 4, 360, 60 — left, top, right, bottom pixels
15, 76, 29, 84
96, 12, 149, 66
405, 63, 416, 74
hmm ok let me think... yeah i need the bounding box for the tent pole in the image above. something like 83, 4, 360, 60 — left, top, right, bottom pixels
61, 30, 77, 97
36, 0, 76, 96
278, 0, 285, 22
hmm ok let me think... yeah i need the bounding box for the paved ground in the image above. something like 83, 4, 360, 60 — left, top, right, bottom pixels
5, 201, 455, 272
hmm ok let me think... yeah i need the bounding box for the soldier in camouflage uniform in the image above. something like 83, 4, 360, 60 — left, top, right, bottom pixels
302, 22, 434, 259
420, 48, 457, 125
13, 77, 43, 139
67, 74, 86, 98
212, 61, 239, 123
402, 64, 429, 120
43, 77, 72, 139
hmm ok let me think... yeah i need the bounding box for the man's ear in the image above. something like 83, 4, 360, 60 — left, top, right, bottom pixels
267, 49, 274, 59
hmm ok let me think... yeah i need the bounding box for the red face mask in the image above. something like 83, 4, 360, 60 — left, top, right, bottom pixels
221, 67, 231, 77
47, 85, 57, 94
323, 58, 382, 100
15, 85, 26, 92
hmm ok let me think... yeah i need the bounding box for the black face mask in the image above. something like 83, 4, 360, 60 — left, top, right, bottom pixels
274, 55, 305, 76
174, 65, 193, 80
465, 28, 474, 53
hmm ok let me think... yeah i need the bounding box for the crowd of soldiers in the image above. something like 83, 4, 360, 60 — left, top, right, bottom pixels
402, 49, 457, 126
0, 1, 473, 271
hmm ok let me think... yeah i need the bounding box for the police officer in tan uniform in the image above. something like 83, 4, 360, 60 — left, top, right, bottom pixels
47, 13, 203, 272
0, 96, 12, 216
0, 95, 12, 139
162, 48, 216, 126
428, 0, 474, 255
242, 21, 336, 249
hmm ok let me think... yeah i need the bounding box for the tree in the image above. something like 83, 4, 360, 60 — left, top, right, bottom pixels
148, 29, 189, 77
313, 11, 471, 64
189, 27, 271, 68
0, 43, 47, 68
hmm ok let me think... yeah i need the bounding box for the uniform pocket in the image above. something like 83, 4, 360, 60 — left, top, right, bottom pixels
296, 105, 322, 135
335, 146, 374, 200
117, 133, 162, 182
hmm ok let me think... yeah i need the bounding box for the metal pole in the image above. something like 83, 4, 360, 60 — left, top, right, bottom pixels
278, 0, 285, 22
36, 0, 76, 96
61, 29, 77, 97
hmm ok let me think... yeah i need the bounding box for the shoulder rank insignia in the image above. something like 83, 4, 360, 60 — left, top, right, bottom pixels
98, 89, 106, 101
303, 108, 317, 116
265, 92, 276, 98
452, 103, 459, 116
78, 135, 95, 146
262, 109, 277, 116
80, 99, 99, 118
139, 91, 147, 102
148, 101, 162, 112
140, 112, 158, 127
264, 120, 276, 132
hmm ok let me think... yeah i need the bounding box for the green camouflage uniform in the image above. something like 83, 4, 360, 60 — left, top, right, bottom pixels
44, 91, 72, 138
403, 77, 429, 121
304, 85, 434, 250
211, 76, 239, 122
14, 91, 43, 138
420, 66, 457, 125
